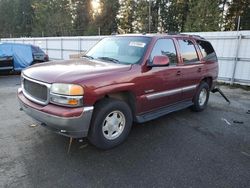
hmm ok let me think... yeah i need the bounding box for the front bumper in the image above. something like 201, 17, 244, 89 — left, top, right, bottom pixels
18, 88, 94, 138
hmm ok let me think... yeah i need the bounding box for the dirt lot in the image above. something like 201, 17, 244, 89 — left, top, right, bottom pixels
0, 75, 250, 188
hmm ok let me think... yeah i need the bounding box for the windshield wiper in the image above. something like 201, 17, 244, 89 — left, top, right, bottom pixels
82, 55, 94, 60
97, 56, 120, 64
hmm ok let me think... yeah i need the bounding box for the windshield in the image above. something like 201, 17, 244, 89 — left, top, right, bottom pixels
86, 36, 151, 65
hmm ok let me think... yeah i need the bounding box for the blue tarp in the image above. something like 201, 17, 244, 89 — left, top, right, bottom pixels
0, 43, 33, 70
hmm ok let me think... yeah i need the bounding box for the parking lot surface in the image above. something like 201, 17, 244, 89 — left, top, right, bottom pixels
0, 75, 250, 188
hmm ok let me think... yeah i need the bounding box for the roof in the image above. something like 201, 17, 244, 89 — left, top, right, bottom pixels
114, 33, 206, 40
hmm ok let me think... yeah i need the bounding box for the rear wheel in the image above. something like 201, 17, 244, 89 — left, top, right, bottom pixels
191, 82, 210, 112
88, 98, 132, 149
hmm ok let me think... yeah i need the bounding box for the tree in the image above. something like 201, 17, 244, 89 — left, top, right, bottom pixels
0, 0, 34, 37
0, 0, 16, 38
94, 0, 120, 35
14, 0, 34, 37
31, 0, 73, 37
160, 0, 190, 32
225, 0, 250, 30
184, 0, 220, 32
71, 0, 92, 36
218, 0, 230, 30
118, 0, 136, 33
133, 0, 148, 33
132, 0, 190, 33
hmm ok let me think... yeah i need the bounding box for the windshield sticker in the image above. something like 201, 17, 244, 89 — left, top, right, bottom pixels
129, 42, 146, 48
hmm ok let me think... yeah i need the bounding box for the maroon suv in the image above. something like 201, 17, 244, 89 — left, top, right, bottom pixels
18, 34, 218, 149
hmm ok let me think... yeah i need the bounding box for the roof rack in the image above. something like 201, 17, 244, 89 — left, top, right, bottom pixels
191, 34, 206, 39
168, 32, 180, 35
179, 33, 206, 39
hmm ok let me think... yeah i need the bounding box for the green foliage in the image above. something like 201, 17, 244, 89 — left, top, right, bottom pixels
32, 0, 73, 37
225, 0, 250, 30
184, 0, 220, 32
71, 0, 92, 36
161, 0, 189, 32
0, 0, 249, 38
95, 0, 120, 35
0, 0, 34, 37
118, 0, 136, 33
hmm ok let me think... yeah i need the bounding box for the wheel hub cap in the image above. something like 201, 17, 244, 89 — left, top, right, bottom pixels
102, 110, 126, 140
199, 88, 207, 106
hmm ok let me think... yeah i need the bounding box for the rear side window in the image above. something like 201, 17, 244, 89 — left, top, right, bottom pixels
150, 39, 177, 66
197, 40, 217, 61
178, 39, 199, 64
32, 46, 44, 54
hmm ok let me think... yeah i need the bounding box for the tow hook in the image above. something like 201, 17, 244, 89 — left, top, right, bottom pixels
211, 88, 230, 104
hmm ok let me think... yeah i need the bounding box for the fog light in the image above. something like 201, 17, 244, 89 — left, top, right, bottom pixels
50, 94, 82, 107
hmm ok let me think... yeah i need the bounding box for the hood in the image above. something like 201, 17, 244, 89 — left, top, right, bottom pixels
22, 59, 132, 84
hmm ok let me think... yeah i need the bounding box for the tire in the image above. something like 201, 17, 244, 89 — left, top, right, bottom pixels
191, 82, 210, 112
88, 98, 133, 150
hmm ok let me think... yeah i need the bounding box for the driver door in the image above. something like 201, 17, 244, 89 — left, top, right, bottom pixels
141, 38, 182, 112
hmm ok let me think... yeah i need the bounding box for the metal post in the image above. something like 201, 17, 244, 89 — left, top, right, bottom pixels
237, 16, 241, 32
149, 0, 151, 33
231, 16, 242, 85
231, 34, 242, 85
61, 38, 63, 60
98, 27, 101, 36
45, 38, 48, 54
78, 37, 81, 54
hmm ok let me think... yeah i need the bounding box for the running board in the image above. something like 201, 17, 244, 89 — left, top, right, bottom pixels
135, 101, 193, 123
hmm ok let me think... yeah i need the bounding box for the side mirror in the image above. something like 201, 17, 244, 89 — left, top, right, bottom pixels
150, 55, 170, 67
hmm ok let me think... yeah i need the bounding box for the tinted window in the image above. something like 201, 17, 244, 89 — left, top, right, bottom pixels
197, 40, 217, 61
178, 39, 199, 63
32, 46, 44, 54
150, 39, 177, 65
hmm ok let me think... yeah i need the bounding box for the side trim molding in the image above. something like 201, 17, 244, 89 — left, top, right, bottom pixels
146, 85, 197, 100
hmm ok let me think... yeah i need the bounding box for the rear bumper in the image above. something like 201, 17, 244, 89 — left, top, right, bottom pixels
18, 88, 94, 138
211, 79, 218, 90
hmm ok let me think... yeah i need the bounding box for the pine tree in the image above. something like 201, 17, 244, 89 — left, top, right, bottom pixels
118, 0, 136, 33
0, 0, 16, 37
133, 0, 148, 33
32, 0, 73, 37
94, 0, 120, 35
184, 0, 220, 32
225, 0, 250, 30
72, 0, 92, 35
14, 0, 34, 37
160, 0, 189, 32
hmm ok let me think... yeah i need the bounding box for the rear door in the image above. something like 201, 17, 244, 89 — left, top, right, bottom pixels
177, 38, 204, 100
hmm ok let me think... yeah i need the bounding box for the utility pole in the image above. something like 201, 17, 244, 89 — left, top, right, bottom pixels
149, 0, 151, 33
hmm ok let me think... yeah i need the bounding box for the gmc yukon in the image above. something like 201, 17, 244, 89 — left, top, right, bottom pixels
18, 34, 218, 149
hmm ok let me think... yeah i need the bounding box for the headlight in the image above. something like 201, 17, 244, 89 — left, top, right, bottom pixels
50, 83, 84, 107
50, 83, 84, 96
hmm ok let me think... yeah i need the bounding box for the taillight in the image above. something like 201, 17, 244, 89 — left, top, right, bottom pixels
45, 54, 49, 61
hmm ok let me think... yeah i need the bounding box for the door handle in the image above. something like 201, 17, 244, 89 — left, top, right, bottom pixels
198, 67, 202, 72
176, 71, 181, 76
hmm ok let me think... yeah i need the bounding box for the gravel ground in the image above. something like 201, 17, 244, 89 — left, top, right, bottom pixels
0, 75, 250, 188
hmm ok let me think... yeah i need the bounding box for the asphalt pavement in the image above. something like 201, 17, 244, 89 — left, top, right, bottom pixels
0, 75, 250, 188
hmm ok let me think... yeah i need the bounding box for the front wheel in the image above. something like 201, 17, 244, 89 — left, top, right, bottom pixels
191, 82, 210, 112
88, 99, 132, 149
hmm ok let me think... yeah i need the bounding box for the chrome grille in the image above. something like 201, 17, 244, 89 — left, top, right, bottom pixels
23, 77, 48, 104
